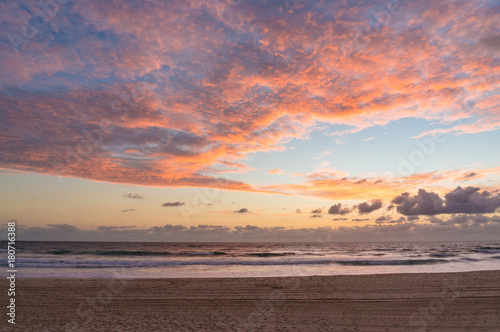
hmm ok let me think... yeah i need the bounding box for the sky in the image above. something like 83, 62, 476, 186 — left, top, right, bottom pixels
0, 0, 499, 242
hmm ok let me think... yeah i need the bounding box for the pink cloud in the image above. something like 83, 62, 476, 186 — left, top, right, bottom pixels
0, 0, 497, 195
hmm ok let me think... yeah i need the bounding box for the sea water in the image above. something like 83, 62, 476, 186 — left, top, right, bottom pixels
1, 241, 499, 278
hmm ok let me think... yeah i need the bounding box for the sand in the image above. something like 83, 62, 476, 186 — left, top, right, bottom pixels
2, 270, 500, 331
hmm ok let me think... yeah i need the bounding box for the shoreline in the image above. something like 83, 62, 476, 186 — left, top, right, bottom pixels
2, 270, 500, 331
8, 266, 500, 279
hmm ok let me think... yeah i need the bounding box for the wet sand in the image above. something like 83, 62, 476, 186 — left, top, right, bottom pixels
2, 270, 500, 331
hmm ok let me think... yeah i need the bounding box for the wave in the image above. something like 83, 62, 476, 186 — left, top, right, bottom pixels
14, 258, 333, 268
429, 253, 457, 258
96, 251, 229, 256
472, 249, 500, 254
246, 252, 296, 257
44, 250, 302, 257
45, 250, 231, 257
10, 256, 465, 269
48, 250, 72, 255
96, 251, 173, 256
335, 259, 448, 266
186, 251, 228, 256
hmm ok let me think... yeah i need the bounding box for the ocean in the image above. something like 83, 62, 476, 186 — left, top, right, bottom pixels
1, 241, 500, 278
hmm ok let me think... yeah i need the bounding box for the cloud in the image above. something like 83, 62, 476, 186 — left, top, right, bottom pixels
0, 0, 497, 194
327, 204, 351, 215
462, 172, 478, 180
98, 226, 138, 231
197, 224, 229, 229
428, 216, 444, 224
121, 209, 135, 212
310, 208, 322, 218
352, 218, 369, 222
429, 214, 500, 226
391, 186, 500, 216
149, 224, 188, 232
375, 216, 406, 224
44, 224, 80, 233
268, 168, 303, 177
262, 166, 500, 200
233, 208, 251, 214
479, 34, 500, 53
357, 199, 383, 214
5, 218, 500, 242
375, 215, 391, 223
123, 193, 144, 199
161, 202, 185, 207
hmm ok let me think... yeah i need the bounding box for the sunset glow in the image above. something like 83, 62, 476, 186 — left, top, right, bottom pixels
1, 0, 499, 241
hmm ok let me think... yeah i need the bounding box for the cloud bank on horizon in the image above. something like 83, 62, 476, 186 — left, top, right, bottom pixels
4, 213, 500, 242
0, 0, 499, 237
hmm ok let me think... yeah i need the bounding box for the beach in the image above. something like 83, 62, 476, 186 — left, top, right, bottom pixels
2, 270, 500, 331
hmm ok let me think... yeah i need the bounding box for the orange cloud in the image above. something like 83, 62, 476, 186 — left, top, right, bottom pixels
0, 0, 497, 195
261, 166, 500, 201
